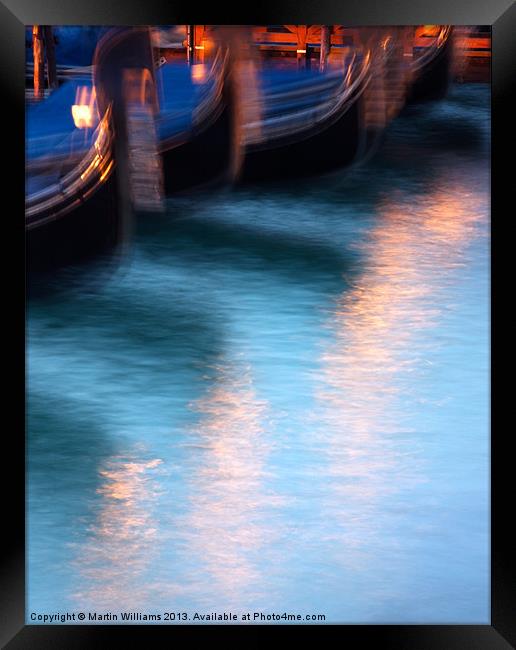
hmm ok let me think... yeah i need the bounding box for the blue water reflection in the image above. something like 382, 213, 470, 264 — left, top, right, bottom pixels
27, 84, 489, 623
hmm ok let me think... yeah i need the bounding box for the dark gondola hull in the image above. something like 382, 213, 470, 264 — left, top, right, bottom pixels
26, 167, 122, 278
239, 95, 362, 183
161, 98, 237, 194
26, 28, 158, 284
407, 32, 454, 103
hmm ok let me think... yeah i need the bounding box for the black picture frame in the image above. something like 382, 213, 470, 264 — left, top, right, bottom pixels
2, 0, 513, 646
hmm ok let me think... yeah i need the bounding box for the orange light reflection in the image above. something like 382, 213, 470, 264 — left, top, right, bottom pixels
315, 175, 486, 567
183, 361, 283, 608
71, 453, 163, 611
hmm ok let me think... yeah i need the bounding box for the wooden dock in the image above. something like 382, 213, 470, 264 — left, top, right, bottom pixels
154, 25, 491, 82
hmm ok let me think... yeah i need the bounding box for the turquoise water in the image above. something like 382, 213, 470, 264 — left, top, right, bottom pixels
27, 83, 490, 624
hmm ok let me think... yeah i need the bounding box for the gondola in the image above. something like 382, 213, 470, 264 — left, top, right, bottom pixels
155, 48, 241, 194
237, 50, 372, 183
26, 27, 156, 279
26, 35, 240, 282
407, 26, 454, 103
26, 84, 120, 276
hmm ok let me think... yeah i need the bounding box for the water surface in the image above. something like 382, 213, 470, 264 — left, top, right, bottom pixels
27, 84, 490, 623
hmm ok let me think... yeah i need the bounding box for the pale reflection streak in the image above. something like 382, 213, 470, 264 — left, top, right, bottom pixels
71, 452, 163, 611
183, 361, 279, 608
315, 177, 486, 564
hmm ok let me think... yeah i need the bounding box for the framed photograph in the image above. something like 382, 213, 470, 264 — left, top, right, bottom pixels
2, 0, 513, 646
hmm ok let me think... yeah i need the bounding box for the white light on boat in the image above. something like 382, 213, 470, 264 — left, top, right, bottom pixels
72, 85, 98, 128
72, 104, 95, 128
191, 64, 207, 84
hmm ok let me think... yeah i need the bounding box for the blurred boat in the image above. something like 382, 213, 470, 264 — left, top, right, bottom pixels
26, 27, 158, 278
407, 26, 454, 103
155, 48, 241, 194
238, 51, 372, 182
26, 81, 121, 275
357, 32, 413, 161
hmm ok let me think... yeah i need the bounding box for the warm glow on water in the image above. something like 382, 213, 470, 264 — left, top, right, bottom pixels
180, 363, 283, 608
310, 176, 486, 579
27, 84, 489, 623
70, 455, 163, 611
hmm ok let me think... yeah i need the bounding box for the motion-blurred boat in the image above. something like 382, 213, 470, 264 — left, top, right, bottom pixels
26, 27, 157, 277
155, 48, 241, 194
26, 80, 121, 275
238, 50, 372, 182
407, 26, 454, 103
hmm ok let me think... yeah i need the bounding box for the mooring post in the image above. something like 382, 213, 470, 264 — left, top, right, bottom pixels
297, 25, 307, 69
43, 26, 58, 89
186, 25, 195, 65
93, 27, 164, 225
401, 26, 416, 87
194, 25, 205, 63
403, 26, 415, 60
306, 44, 313, 70
320, 25, 332, 71
32, 26, 45, 99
